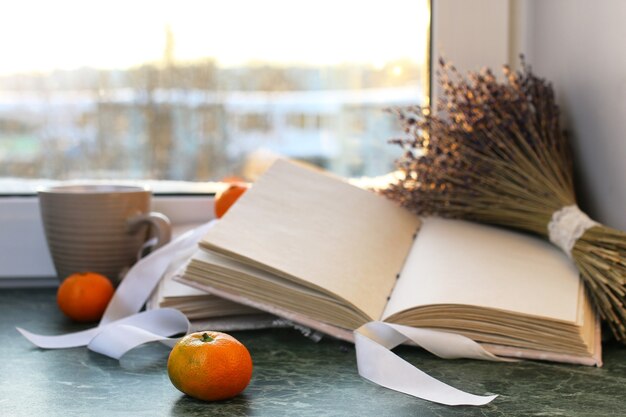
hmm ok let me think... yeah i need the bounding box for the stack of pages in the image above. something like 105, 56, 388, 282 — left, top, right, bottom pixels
173, 160, 602, 365
148, 270, 280, 332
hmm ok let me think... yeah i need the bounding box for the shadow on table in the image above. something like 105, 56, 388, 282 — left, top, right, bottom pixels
169, 393, 252, 416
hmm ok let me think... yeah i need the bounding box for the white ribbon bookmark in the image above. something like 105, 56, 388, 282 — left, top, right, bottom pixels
17, 221, 216, 359
354, 322, 506, 406
18, 220, 503, 406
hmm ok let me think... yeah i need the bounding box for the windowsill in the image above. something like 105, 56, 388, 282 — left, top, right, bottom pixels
0, 177, 225, 196
0, 192, 216, 286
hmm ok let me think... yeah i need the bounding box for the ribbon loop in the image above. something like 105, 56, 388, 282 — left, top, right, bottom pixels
88, 309, 189, 359
17, 221, 216, 358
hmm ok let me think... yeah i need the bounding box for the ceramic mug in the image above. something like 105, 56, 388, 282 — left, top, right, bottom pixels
38, 185, 172, 285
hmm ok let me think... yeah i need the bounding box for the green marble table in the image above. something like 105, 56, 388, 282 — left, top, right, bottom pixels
1, 288, 625, 417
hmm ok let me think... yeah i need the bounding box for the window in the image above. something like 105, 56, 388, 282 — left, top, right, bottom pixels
0, 0, 430, 189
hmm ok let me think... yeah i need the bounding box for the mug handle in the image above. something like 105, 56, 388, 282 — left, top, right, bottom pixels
127, 212, 172, 252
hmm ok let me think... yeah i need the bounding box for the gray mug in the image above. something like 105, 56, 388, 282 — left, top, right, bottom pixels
38, 185, 172, 285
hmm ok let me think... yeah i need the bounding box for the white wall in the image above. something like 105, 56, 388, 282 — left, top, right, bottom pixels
433, 0, 626, 230
431, 0, 512, 98
523, 0, 626, 230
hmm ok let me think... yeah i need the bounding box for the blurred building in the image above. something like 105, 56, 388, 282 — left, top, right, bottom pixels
0, 65, 425, 181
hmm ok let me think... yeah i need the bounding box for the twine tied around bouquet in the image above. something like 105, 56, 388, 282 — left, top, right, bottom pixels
548, 205, 598, 258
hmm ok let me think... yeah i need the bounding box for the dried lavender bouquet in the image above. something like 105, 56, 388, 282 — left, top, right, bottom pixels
384, 59, 626, 342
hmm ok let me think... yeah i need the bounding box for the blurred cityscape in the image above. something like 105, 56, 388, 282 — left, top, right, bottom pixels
0, 56, 426, 182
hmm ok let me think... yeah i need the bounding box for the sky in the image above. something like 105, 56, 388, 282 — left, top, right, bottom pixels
0, 0, 429, 74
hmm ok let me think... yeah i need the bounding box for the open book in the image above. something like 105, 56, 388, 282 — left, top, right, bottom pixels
178, 159, 602, 366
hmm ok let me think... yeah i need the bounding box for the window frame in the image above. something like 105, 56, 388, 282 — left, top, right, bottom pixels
0, 0, 517, 284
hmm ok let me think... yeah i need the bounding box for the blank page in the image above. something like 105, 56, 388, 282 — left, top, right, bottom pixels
200, 159, 421, 320
383, 217, 582, 323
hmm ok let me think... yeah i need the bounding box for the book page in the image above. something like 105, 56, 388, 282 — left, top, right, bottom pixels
382, 217, 582, 323
199, 159, 421, 321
